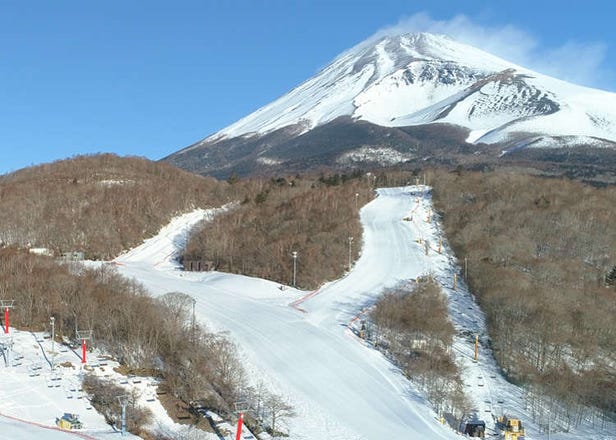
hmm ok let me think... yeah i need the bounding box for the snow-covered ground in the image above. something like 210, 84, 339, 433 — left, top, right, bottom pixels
114, 188, 456, 439
0, 329, 140, 439
110, 185, 613, 440
4, 186, 614, 439
0, 326, 228, 439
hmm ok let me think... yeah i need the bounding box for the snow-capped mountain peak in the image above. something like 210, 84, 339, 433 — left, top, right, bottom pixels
203, 32, 523, 141
168, 32, 616, 177
195, 32, 616, 146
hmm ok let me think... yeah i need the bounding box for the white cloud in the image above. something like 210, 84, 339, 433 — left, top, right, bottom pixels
371, 12, 613, 91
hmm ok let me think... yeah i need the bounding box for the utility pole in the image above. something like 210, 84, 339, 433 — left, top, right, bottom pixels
50, 316, 55, 371
348, 236, 354, 271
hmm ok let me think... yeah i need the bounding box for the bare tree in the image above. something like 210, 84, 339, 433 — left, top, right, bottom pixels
264, 393, 296, 435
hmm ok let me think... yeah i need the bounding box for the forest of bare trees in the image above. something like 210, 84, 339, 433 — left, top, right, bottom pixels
3, 152, 614, 430
0, 247, 295, 436
184, 172, 374, 289
0, 249, 249, 434
428, 169, 616, 424
0, 154, 231, 259
83, 374, 153, 436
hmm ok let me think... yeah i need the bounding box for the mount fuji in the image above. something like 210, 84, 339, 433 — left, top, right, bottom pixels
164, 32, 616, 178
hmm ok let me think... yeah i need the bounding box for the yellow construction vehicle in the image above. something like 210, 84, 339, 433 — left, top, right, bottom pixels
497, 415, 525, 440
56, 413, 83, 430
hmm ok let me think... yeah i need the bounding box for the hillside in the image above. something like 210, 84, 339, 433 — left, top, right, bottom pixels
2, 154, 614, 437
429, 169, 616, 421
0, 154, 229, 259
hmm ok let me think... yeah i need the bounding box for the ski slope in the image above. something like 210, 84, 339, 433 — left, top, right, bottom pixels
114, 187, 456, 439
113, 188, 445, 438
113, 186, 614, 440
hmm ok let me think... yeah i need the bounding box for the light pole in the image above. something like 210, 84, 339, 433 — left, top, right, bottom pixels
464, 257, 468, 279
355, 193, 359, 211
348, 236, 354, 271
191, 297, 196, 343
292, 251, 298, 287
50, 316, 55, 371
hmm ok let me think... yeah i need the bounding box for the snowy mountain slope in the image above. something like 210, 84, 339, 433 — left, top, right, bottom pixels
111, 189, 614, 440
169, 32, 616, 174
189, 33, 519, 143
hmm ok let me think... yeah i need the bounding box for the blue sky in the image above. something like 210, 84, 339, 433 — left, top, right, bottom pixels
1, 0, 614, 174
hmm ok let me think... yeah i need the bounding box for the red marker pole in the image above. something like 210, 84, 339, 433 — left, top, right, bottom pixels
235, 412, 244, 440
81, 338, 87, 364
4, 307, 8, 334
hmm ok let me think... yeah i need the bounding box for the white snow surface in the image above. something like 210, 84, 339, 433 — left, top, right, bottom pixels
114, 189, 456, 439
0, 325, 224, 440
111, 187, 614, 440
0, 414, 96, 440
0, 329, 142, 439
186, 32, 616, 152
